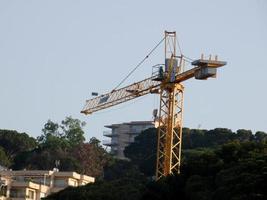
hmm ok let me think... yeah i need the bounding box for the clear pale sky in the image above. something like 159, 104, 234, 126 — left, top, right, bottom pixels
0, 0, 266, 141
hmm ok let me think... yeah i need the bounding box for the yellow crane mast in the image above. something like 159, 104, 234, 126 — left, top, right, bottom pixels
81, 31, 226, 180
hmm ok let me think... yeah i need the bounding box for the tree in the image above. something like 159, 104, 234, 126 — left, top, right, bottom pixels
13, 117, 86, 171
42, 128, 267, 200
0, 146, 11, 167
185, 175, 212, 200
61, 117, 86, 147
254, 131, 267, 143
38, 120, 61, 143
182, 149, 223, 177
72, 137, 110, 178
44, 177, 146, 200
124, 128, 157, 177
141, 175, 186, 200
214, 155, 267, 200
13, 147, 80, 171
0, 129, 37, 159
38, 116, 86, 148
186, 129, 208, 148
236, 129, 253, 142
104, 159, 144, 181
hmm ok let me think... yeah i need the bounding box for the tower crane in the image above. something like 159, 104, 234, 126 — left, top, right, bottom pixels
81, 31, 226, 180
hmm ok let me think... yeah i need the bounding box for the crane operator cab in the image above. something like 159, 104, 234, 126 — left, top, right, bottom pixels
152, 58, 180, 82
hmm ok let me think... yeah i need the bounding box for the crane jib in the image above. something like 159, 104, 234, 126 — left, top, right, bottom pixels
81, 59, 226, 115
81, 77, 161, 114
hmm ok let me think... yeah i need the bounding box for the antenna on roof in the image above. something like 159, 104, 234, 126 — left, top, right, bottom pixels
54, 160, 60, 172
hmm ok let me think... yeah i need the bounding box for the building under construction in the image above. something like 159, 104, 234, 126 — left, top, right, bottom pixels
103, 121, 154, 160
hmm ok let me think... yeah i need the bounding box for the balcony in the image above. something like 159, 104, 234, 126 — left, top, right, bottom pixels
102, 140, 118, 146
125, 131, 139, 135
103, 131, 118, 138
12, 181, 39, 190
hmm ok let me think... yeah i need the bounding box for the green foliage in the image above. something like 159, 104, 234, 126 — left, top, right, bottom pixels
125, 128, 267, 200
38, 116, 85, 148
71, 138, 111, 178
214, 154, 267, 200
124, 128, 157, 176
0, 146, 11, 167
12, 117, 85, 171
236, 129, 253, 142
104, 159, 145, 181
141, 175, 186, 200
0, 129, 37, 159
61, 117, 86, 146
183, 128, 236, 149
141, 141, 267, 200
125, 127, 267, 177
255, 131, 267, 142
37, 120, 69, 149
2, 124, 267, 200
45, 178, 146, 200
182, 149, 223, 177
12, 117, 108, 178
13, 146, 80, 171
185, 175, 212, 200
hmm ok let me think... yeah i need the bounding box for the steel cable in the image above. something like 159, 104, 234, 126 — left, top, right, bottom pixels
113, 36, 166, 91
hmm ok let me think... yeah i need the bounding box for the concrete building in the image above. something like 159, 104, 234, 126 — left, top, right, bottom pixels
0, 170, 94, 200
103, 121, 155, 159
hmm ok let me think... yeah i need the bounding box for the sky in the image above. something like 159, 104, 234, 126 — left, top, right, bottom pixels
0, 0, 267, 142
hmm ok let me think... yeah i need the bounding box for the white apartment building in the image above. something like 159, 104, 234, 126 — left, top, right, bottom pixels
103, 121, 154, 159
0, 170, 94, 200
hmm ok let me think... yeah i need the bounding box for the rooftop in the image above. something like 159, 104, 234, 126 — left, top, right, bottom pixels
0, 170, 95, 182
105, 121, 154, 128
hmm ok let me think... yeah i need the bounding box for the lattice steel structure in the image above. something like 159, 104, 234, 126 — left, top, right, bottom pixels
81, 31, 226, 180
155, 31, 184, 179
156, 83, 184, 179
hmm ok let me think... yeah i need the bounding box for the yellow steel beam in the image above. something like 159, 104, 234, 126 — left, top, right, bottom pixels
81, 31, 226, 181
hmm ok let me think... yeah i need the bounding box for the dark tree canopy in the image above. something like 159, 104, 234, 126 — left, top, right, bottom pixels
71, 138, 110, 177
124, 128, 157, 177
1, 123, 267, 200
0, 146, 11, 167
0, 129, 37, 159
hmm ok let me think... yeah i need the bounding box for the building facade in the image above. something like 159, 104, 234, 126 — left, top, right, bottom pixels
0, 170, 94, 200
103, 121, 154, 159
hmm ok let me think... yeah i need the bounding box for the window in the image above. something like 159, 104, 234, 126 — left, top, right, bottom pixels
54, 179, 66, 187
28, 190, 35, 199
0, 185, 7, 197
10, 188, 25, 198
10, 188, 18, 198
